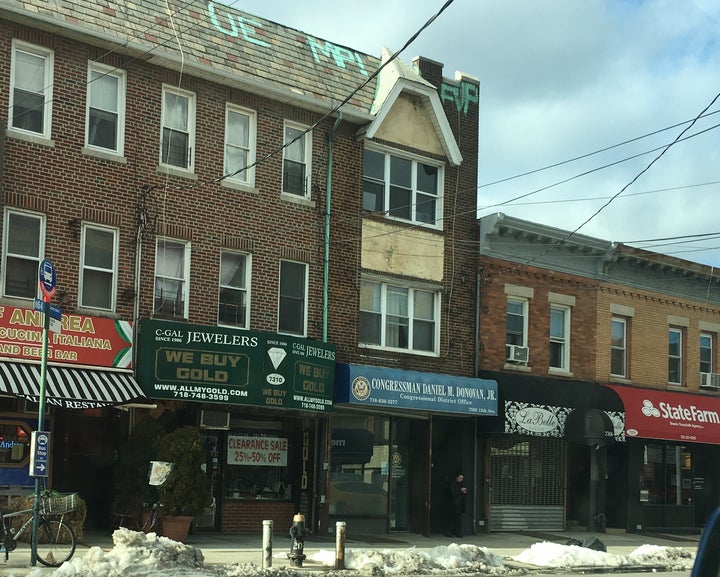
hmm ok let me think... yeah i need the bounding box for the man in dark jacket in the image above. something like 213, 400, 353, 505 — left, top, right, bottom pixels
446, 472, 468, 538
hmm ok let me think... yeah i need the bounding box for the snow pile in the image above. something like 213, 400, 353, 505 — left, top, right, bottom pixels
311, 543, 504, 574
20, 527, 696, 577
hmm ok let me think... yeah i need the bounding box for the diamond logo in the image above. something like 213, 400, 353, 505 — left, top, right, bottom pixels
267, 347, 287, 370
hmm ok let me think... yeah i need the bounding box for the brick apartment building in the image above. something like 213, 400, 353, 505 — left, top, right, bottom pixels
0, 0, 485, 536
478, 213, 720, 533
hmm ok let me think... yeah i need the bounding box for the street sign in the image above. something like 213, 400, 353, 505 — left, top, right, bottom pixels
38, 259, 57, 301
30, 431, 50, 477
33, 298, 62, 320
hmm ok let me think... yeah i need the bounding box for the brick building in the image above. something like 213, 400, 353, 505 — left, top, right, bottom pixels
0, 0, 484, 536
478, 213, 720, 533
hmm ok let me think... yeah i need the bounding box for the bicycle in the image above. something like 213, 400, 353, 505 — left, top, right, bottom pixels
0, 491, 77, 567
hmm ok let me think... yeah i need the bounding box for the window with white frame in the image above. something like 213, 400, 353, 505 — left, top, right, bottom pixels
224, 105, 256, 185
218, 251, 250, 328
10, 40, 54, 138
363, 148, 442, 227
160, 86, 195, 170
610, 317, 627, 377
668, 327, 683, 385
80, 224, 118, 310
86, 63, 125, 154
700, 333, 714, 374
506, 298, 528, 348
549, 305, 570, 370
154, 239, 189, 318
2, 210, 44, 299
282, 122, 311, 197
278, 261, 307, 336
359, 280, 438, 353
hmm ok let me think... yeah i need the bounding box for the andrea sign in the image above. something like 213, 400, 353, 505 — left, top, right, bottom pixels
335, 363, 498, 416
138, 320, 336, 412
605, 384, 720, 444
0, 305, 133, 368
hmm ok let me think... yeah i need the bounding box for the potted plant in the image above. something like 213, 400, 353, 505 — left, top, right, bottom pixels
155, 426, 211, 542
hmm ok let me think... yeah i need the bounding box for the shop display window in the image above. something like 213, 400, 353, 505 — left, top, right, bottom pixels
225, 433, 290, 500
0, 421, 32, 466
640, 443, 693, 505
329, 416, 389, 517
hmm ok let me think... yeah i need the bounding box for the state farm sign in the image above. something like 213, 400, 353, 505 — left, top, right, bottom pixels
605, 384, 720, 444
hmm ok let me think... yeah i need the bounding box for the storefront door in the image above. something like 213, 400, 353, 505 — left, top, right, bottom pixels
389, 420, 409, 531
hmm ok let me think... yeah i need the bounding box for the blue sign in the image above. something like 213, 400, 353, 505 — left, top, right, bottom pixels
33, 298, 62, 320
31, 431, 50, 477
38, 259, 57, 300
334, 364, 498, 416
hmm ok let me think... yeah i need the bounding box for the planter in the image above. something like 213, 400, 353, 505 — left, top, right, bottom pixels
160, 515, 193, 543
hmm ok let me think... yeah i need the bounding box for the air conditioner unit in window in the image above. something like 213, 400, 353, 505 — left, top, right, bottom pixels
199, 409, 230, 430
700, 372, 720, 389
506, 344, 529, 363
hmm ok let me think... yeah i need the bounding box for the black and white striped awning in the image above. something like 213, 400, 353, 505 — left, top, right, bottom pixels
0, 362, 147, 409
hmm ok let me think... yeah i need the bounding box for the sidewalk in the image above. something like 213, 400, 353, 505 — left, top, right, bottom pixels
0, 527, 701, 576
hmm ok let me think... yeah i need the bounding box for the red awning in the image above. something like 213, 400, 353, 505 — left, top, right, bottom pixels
604, 384, 720, 444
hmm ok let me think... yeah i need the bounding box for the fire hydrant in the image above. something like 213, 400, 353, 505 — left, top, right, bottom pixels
288, 513, 307, 567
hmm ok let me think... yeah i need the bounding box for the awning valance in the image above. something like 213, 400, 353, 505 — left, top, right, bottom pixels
604, 384, 720, 444
0, 362, 146, 409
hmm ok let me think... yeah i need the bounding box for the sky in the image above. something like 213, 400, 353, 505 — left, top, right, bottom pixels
21, 527, 697, 577
220, 0, 720, 268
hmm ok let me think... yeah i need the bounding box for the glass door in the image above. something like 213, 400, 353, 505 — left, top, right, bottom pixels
389, 419, 409, 531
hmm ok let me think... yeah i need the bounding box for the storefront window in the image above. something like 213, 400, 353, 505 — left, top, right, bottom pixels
640, 443, 693, 505
0, 421, 32, 465
225, 433, 291, 500
330, 416, 389, 517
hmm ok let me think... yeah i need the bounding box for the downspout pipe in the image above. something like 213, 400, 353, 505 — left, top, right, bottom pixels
323, 113, 342, 343
316, 113, 342, 535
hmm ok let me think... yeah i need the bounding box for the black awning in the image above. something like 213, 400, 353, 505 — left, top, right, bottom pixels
0, 362, 147, 409
477, 370, 624, 443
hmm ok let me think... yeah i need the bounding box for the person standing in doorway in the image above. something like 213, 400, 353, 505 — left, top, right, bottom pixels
446, 471, 468, 538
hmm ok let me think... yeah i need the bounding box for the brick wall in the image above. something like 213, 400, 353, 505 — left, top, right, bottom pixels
597, 282, 720, 390
477, 257, 599, 380
221, 500, 296, 533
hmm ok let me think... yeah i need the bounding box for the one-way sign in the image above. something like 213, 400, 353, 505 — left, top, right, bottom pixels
30, 431, 50, 477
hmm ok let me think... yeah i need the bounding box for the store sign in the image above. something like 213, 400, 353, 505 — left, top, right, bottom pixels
227, 435, 288, 466
0, 305, 133, 368
334, 363, 498, 416
138, 320, 336, 411
605, 384, 720, 444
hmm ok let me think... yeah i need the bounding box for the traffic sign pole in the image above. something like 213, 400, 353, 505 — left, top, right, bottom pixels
31, 259, 56, 566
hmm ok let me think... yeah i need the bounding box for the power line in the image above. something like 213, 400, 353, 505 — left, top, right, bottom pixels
477, 109, 720, 189
523, 89, 720, 266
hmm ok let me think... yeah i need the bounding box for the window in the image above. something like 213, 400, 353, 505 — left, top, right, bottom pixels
86, 63, 125, 154
506, 299, 528, 347
669, 328, 683, 385
218, 251, 249, 328
80, 224, 118, 311
549, 305, 570, 370
224, 105, 256, 186
610, 317, 627, 377
282, 122, 312, 196
10, 41, 53, 138
160, 86, 195, 170
640, 443, 693, 506
700, 333, 713, 374
278, 261, 307, 335
2, 210, 44, 299
359, 280, 439, 354
154, 239, 189, 318
0, 421, 32, 466
363, 148, 442, 227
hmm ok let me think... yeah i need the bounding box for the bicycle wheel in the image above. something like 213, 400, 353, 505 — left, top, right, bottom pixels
35, 519, 76, 567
